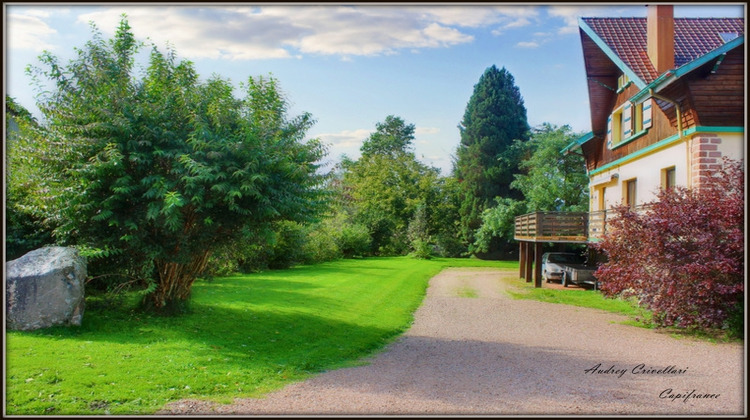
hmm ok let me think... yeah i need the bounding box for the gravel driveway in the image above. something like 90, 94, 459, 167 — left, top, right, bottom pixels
160, 268, 744, 415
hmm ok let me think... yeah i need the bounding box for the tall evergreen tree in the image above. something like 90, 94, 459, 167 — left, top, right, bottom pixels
453, 65, 530, 253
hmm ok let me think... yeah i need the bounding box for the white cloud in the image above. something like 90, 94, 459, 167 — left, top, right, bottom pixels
316, 128, 371, 149
415, 126, 440, 135
65, 5, 544, 61
516, 41, 540, 49
501, 17, 532, 30
413, 5, 538, 28
77, 7, 295, 60
422, 23, 474, 46
488, 6, 540, 36
6, 12, 58, 51
24, 9, 51, 18
547, 5, 624, 35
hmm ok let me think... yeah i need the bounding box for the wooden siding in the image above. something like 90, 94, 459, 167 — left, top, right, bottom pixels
686, 48, 745, 127
591, 84, 680, 171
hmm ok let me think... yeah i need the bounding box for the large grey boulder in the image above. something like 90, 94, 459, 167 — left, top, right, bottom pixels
6, 246, 86, 331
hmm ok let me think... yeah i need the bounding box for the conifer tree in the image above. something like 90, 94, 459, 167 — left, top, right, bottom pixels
454, 65, 530, 253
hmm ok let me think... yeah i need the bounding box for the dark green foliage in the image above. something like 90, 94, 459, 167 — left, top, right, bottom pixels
20, 17, 328, 309
725, 303, 743, 339
407, 204, 432, 259
336, 222, 372, 258
454, 65, 530, 252
266, 221, 309, 270
512, 123, 589, 212
5, 97, 55, 260
472, 123, 589, 253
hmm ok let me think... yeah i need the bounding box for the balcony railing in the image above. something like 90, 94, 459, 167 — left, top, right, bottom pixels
514, 211, 589, 243
515, 206, 649, 243
587, 210, 608, 239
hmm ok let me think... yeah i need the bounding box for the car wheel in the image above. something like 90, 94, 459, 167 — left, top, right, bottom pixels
562, 273, 568, 287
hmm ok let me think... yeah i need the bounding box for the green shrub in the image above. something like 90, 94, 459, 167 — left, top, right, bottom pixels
433, 232, 465, 257
21, 19, 328, 310
266, 221, 309, 269
302, 224, 342, 264
410, 238, 433, 260
338, 222, 372, 258
725, 302, 744, 339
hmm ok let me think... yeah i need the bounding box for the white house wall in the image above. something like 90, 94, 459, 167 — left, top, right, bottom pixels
588, 131, 744, 212
714, 132, 745, 161
589, 140, 687, 211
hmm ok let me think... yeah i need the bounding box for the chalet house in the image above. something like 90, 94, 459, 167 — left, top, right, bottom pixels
514, 5, 745, 286
569, 5, 744, 226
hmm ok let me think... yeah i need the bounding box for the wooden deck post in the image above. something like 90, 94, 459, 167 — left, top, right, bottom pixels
534, 242, 543, 288
519, 242, 526, 279
524, 242, 533, 283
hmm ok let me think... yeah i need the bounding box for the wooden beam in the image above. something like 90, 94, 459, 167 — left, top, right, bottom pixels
534, 242, 543, 288
524, 242, 533, 283
519, 242, 526, 279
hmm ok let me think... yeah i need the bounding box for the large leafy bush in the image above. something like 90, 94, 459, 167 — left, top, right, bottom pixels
21, 18, 327, 311
594, 159, 744, 331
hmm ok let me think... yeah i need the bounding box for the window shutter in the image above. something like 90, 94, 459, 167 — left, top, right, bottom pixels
622, 103, 632, 138
642, 98, 653, 129
606, 115, 612, 147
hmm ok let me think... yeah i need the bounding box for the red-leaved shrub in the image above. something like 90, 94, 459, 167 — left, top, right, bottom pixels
594, 158, 744, 329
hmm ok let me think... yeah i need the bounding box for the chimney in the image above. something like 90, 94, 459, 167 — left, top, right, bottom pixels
647, 5, 675, 74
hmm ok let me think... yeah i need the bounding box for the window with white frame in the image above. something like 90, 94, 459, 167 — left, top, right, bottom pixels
607, 98, 653, 149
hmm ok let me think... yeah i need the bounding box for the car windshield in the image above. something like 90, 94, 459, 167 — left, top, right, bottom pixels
548, 254, 584, 264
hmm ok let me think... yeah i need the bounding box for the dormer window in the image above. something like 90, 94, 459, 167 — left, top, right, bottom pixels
607, 98, 653, 149
719, 32, 740, 43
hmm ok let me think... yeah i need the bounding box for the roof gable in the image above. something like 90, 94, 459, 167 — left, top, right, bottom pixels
580, 17, 745, 85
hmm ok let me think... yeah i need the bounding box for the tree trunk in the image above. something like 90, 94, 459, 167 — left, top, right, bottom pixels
147, 251, 211, 312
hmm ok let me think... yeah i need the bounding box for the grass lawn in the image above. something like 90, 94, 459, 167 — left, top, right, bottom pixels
5, 257, 511, 415
504, 279, 743, 343
504, 278, 653, 326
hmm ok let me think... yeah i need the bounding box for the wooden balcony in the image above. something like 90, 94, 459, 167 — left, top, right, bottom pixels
513, 211, 590, 243
515, 206, 649, 244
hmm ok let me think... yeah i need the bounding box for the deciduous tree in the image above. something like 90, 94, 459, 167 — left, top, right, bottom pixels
22, 17, 328, 311
512, 123, 589, 212
342, 116, 442, 255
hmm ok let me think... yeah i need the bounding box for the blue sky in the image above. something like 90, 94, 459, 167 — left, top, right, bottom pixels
5, 3, 745, 175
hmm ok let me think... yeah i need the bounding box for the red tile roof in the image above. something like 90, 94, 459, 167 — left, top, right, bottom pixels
582, 17, 745, 83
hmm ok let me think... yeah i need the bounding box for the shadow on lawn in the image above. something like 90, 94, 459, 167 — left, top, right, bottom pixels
10, 269, 407, 395
6, 259, 433, 414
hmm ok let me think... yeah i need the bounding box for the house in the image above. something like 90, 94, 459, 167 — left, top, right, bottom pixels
514, 5, 745, 287
567, 5, 744, 227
